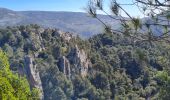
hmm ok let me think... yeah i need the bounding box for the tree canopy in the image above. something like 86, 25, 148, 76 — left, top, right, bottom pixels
0, 49, 39, 100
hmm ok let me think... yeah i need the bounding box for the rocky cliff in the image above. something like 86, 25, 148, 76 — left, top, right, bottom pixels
16, 26, 92, 99
58, 56, 71, 78
58, 45, 92, 78
70, 45, 92, 77
58, 43, 92, 78
24, 56, 44, 99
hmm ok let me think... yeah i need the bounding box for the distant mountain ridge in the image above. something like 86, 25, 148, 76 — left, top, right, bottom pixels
0, 8, 121, 38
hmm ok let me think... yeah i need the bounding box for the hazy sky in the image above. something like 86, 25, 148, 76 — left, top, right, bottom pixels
0, 0, 142, 17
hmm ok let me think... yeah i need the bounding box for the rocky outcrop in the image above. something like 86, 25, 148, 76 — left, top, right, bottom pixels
58, 30, 73, 42
64, 45, 92, 77
74, 45, 92, 77
30, 30, 45, 52
37, 28, 45, 52
58, 45, 91, 78
24, 55, 44, 100
58, 56, 71, 78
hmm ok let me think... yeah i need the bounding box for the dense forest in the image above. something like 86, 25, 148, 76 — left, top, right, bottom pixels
0, 24, 169, 100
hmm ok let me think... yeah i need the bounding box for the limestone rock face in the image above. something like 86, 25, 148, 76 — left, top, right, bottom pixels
58, 30, 72, 42
24, 55, 44, 100
58, 45, 91, 78
74, 45, 91, 77
66, 45, 92, 77
30, 31, 45, 52
58, 56, 71, 78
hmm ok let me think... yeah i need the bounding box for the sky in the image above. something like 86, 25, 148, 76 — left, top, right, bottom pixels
0, 0, 143, 17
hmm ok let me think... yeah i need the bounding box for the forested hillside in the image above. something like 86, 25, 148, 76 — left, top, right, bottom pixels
0, 25, 170, 100
0, 7, 121, 38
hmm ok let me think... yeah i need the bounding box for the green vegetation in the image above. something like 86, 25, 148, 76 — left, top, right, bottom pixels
156, 71, 170, 99
0, 49, 39, 100
0, 25, 170, 99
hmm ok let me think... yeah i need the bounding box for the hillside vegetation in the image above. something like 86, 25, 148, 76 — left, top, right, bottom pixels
0, 50, 39, 100
0, 7, 121, 38
0, 25, 170, 100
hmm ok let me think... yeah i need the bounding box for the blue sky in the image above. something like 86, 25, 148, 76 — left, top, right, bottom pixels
0, 0, 142, 17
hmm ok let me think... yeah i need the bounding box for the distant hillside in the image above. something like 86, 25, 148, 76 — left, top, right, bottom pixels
0, 8, 121, 38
